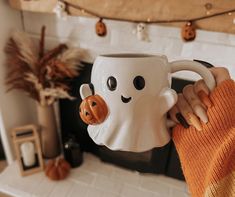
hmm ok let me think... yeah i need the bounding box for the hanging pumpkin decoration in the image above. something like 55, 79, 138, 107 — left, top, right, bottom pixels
45, 158, 71, 181
79, 94, 108, 125
182, 21, 196, 42
95, 18, 107, 37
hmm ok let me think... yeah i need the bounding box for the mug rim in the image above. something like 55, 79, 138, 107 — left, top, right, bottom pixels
99, 53, 157, 58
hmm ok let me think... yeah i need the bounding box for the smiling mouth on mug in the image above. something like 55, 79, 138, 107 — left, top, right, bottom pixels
121, 95, 132, 103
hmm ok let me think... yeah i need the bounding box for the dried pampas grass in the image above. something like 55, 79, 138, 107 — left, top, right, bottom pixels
12, 31, 38, 67
60, 48, 84, 70
5, 26, 83, 106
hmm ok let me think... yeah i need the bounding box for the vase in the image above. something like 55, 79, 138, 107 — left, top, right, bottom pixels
37, 104, 61, 158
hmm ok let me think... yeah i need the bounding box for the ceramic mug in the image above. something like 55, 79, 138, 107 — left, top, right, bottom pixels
80, 54, 215, 152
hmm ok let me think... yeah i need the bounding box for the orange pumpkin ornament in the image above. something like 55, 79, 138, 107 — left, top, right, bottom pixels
182, 21, 196, 42
45, 158, 71, 181
95, 18, 107, 37
79, 94, 108, 125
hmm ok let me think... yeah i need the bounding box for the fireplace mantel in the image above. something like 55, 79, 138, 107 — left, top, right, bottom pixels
0, 153, 189, 197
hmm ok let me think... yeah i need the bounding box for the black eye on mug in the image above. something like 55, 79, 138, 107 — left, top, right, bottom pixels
133, 76, 145, 90
107, 76, 117, 91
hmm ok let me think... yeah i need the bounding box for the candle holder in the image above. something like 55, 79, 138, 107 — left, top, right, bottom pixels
12, 124, 44, 176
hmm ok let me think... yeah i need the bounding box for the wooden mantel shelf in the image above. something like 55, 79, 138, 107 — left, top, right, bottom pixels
8, 0, 235, 35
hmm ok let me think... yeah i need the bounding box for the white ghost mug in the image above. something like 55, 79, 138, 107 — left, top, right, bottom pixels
80, 54, 216, 152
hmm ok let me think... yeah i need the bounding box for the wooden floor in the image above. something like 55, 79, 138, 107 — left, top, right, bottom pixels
0, 160, 12, 197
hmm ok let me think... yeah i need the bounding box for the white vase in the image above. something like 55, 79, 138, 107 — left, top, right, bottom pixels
37, 104, 61, 158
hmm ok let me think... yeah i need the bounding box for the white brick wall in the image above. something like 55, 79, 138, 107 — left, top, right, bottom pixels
22, 12, 235, 81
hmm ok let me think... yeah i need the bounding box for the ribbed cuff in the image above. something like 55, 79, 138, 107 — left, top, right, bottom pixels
208, 79, 235, 135
173, 79, 235, 139
210, 79, 235, 108
172, 79, 235, 196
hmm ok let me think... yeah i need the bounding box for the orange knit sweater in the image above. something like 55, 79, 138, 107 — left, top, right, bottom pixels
173, 80, 235, 197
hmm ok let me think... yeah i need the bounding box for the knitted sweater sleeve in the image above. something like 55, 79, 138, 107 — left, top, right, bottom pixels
172, 79, 235, 197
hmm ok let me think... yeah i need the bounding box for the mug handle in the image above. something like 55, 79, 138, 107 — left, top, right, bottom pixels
166, 60, 216, 128
170, 60, 216, 91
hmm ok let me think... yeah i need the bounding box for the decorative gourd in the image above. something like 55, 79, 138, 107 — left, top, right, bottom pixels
79, 94, 108, 125
45, 158, 71, 181
95, 19, 107, 37
182, 21, 196, 41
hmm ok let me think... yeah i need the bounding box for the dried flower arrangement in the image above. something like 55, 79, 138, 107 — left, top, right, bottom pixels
5, 26, 83, 106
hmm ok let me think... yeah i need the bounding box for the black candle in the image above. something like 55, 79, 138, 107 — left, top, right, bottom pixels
64, 136, 83, 168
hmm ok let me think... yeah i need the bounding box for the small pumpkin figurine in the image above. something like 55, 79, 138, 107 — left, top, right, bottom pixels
45, 158, 71, 181
95, 18, 107, 37
182, 21, 196, 42
79, 94, 108, 125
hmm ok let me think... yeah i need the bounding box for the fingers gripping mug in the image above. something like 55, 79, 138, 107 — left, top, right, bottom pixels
80, 54, 215, 152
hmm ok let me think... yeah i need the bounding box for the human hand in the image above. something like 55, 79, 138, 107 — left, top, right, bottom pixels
169, 67, 231, 131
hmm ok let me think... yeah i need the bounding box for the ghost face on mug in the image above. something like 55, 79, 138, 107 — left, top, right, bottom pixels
91, 57, 176, 120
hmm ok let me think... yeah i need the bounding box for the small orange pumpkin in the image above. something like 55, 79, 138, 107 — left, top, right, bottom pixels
45, 158, 71, 181
182, 21, 196, 42
79, 94, 108, 125
95, 19, 107, 37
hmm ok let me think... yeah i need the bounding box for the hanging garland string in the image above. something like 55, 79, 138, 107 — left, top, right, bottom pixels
57, 0, 235, 41
59, 0, 235, 23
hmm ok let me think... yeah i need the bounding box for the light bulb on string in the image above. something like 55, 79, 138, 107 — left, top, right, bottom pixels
205, 3, 213, 15
228, 12, 235, 25
147, 18, 151, 23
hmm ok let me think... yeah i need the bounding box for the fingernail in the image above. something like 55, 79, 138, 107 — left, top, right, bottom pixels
187, 112, 202, 131
198, 90, 213, 108
194, 105, 208, 123
176, 113, 190, 128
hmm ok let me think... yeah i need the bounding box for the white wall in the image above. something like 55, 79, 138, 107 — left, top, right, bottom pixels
22, 12, 235, 81
0, 0, 37, 164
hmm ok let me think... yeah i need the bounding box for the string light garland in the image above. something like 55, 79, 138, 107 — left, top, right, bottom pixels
59, 0, 235, 23
57, 0, 235, 41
